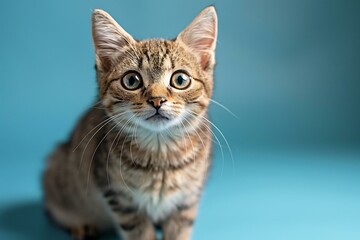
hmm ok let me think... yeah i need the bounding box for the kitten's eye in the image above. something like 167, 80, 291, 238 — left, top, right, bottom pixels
121, 71, 143, 90
170, 71, 191, 90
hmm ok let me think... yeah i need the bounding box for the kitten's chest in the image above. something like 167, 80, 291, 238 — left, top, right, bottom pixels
131, 171, 187, 222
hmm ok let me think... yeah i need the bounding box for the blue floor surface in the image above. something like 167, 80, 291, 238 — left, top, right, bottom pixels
1, 148, 360, 240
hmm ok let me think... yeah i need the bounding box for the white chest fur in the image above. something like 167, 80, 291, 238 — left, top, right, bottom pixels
132, 188, 186, 222
129, 169, 187, 222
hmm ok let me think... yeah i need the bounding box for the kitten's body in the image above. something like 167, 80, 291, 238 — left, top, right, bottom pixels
44, 103, 211, 230
44, 7, 217, 240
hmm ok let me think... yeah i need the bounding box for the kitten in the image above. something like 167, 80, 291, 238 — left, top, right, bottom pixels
43, 6, 217, 240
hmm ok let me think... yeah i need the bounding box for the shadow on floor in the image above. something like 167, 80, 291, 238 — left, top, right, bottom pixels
0, 201, 118, 239
0, 201, 68, 240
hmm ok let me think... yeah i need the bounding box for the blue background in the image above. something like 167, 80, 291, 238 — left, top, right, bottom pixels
1, 0, 360, 239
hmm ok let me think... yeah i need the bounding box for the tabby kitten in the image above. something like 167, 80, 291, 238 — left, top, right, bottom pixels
43, 6, 217, 240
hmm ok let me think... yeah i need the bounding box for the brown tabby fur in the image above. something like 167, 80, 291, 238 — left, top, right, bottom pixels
43, 6, 217, 240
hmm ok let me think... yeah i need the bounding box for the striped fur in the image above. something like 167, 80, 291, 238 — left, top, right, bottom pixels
43, 6, 217, 240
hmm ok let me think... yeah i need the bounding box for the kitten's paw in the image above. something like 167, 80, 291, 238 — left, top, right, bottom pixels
69, 225, 99, 240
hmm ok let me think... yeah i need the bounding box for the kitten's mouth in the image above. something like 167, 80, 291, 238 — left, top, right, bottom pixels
146, 113, 169, 121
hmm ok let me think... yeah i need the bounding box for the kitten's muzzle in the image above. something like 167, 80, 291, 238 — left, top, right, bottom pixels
147, 97, 167, 110
146, 113, 169, 121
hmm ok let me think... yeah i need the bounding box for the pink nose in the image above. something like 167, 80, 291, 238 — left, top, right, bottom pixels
147, 97, 167, 109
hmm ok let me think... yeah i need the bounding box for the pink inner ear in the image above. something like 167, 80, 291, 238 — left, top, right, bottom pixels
177, 7, 218, 70
200, 53, 211, 70
197, 37, 215, 70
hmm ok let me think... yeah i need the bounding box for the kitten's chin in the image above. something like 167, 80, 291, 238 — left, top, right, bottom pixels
138, 116, 181, 132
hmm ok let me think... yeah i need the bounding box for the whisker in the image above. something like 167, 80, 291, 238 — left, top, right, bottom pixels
186, 110, 226, 176
106, 125, 122, 187
159, 131, 168, 154
182, 116, 206, 152
188, 110, 234, 170
77, 111, 130, 170
133, 119, 140, 148
194, 116, 219, 147
73, 110, 129, 152
174, 123, 187, 151
129, 118, 140, 164
209, 99, 239, 119
118, 115, 137, 194
86, 117, 124, 193
163, 126, 180, 151
185, 112, 220, 146
179, 120, 195, 162
73, 114, 114, 152
105, 115, 136, 187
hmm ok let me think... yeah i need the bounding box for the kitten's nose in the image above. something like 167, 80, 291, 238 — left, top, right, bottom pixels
147, 97, 167, 109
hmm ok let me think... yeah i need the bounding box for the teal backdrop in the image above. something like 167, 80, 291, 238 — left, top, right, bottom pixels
0, 0, 360, 239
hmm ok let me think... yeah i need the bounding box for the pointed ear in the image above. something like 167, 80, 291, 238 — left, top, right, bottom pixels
92, 9, 136, 72
177, 6, 218, 70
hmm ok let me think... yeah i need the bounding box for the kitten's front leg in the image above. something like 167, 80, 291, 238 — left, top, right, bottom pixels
115, 213, 155, 240
162, 203, 198, 240
103, 189, 156, 240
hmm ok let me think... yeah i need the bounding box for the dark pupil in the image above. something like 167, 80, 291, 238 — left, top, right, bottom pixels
128, 75, 138, 86
177, 75, 186, 85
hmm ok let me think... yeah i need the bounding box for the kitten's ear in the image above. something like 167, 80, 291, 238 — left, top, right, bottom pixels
177, 6, 218, 70
92, 9, 135, 72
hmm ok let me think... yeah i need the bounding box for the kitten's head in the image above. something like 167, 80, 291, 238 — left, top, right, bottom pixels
92, 7, 217, 132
